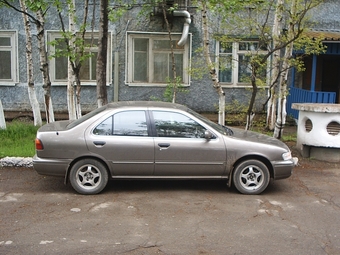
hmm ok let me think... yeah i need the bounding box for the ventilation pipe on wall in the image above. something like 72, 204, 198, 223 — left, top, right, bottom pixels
173, 10, 191, 46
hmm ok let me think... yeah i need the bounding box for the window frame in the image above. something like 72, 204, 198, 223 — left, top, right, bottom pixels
0, 30, 18, 85
216, 40, 269, 87
125, 31, 191, 87
92, 110, 150, 137
47, 31, 112, 86
151, 110, 207, 138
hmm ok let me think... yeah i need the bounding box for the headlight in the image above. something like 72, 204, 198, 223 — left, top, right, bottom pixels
282, 151, 292, 161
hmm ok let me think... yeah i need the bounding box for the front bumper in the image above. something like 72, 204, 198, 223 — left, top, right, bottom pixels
272, 157, 298, 180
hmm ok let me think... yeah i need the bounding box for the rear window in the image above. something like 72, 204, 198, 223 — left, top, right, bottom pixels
67, 106, 108, 129
93, 110, 148, 136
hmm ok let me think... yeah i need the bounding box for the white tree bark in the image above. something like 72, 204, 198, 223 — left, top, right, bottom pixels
274, 0, 296, 139
67, 70, 76, 120
202, 3, 225, 125
20, 0, 42, 126
0, 100, 6, 130
67, 0, 77, 120
36, 8, 54, 123
267, 0, 284, 131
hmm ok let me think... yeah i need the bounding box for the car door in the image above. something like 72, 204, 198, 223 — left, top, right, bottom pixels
151, 110, 227, 177
86, 110, 155, 176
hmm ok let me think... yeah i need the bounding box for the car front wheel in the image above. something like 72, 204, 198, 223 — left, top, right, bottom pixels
69, 159, 109, 195
233, 159, 270, 195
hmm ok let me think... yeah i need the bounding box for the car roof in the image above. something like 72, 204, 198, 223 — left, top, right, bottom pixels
105, 101, 189, 111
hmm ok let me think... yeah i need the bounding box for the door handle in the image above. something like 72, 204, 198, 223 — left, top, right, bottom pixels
158, 143, 170, 150
93, 141, 106, 146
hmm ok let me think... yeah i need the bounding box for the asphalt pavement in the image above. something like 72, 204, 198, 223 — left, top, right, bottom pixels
0, 166, 340, 255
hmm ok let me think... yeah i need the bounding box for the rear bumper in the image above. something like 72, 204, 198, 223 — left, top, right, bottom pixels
33, 155, 71, 177
272, 157, 298, 180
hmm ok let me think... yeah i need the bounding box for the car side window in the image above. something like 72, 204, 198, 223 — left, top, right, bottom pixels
93, 116, 112, 135
152, 111, 206, 138
93, 111, 148, 136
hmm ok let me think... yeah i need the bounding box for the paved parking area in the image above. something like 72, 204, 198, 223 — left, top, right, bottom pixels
0, 166, 340, 254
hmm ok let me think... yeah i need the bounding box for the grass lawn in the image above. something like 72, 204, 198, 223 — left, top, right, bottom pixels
0, 122, 39, 158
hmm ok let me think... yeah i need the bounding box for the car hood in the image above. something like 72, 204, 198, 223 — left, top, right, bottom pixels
38, 120, 73, 132
229, 127, 289, 149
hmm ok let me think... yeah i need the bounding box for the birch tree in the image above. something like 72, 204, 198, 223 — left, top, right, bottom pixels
1, 0, 55, 123
266, 0, 284, 131
35, 3, 55, 123
162, 2, 180, 103
203, 0, 323, 133
272, 0, 323, 138
54, 0, 91, 119
201, 1, 225, 125
19, 0, 42, 126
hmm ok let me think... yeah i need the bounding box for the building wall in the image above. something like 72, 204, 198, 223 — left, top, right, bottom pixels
1, 1, 339, 114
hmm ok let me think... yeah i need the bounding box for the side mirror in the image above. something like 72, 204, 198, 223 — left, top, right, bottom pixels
204, 130, 214, 140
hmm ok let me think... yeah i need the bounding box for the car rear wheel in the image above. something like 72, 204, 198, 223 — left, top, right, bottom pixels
233, 159, 270, 195
69, 159, 109, 195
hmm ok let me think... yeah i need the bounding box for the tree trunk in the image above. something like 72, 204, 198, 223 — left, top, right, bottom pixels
267, 0, 284, 131
245, 72, 258, 130
274, 0, 296, 139
96, 0, 108, 107
36, 8, 54, 123
20, 0, 42, 126
0, 100, 6, 130
75, 74, 82, 119
67, 68, 76, 120
162, 4, 178, 103
202, 3, 225, 125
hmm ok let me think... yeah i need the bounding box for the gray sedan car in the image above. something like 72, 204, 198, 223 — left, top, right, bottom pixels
33, 101, 296, 195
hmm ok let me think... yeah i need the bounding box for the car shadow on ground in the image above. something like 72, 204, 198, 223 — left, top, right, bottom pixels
35, 175, 290, 195
1, 167, 290, 196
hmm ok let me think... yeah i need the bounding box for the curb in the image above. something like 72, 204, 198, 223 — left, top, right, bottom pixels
0, 157, 33, 168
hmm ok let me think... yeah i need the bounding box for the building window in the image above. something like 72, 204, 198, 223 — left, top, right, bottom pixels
217, 41, 268, 86
126, 32, 191, 86
0, 31, 18, 84
47, 31, 112, 85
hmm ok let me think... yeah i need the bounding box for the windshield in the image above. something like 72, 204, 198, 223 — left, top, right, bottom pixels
188, 109, 233, 136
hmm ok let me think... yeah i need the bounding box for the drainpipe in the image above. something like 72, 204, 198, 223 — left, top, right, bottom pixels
173, 10, 191, 46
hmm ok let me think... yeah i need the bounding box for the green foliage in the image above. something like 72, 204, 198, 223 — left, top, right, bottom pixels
108, 0, 135, 23
225, 99, 247, 114
49, 35, 94, 64
26, 0, 49, 12
163, 76, 188, 102
0, 122, 39, 157
189, 48, 211, 80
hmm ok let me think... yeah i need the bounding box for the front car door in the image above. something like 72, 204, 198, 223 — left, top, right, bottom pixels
86, 110, 154, 176
151, 110, 227, 177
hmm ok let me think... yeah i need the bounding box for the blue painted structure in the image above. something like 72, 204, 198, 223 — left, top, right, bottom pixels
287, 87, 336, 119
287, 41, 339, 119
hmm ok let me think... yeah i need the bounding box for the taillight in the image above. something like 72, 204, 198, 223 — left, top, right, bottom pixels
35, 138, 44, 150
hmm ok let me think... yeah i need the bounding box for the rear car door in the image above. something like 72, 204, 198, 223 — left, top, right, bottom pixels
86, 110, 154, 176
151, 110, 227, 177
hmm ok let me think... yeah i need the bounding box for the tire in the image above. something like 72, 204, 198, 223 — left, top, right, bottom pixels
69, 159, 109, 195
233, 159, 270, 195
